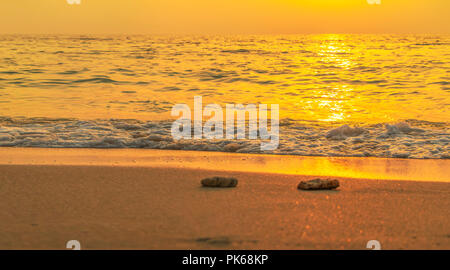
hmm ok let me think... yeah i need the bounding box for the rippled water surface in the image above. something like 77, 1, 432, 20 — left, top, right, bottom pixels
0, 35, 449, 158
0, 34, 449, 123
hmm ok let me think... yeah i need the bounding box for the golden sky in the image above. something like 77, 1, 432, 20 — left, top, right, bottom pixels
1, 0, 449, 34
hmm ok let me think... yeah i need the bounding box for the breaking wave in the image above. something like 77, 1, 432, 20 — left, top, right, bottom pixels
0, 117, 448, 159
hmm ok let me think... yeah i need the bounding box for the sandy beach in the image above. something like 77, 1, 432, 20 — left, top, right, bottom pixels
0, 148, 449, 250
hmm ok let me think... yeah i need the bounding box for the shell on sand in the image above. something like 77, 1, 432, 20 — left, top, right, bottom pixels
297, 179, 340, 190
201, 177, 238, 188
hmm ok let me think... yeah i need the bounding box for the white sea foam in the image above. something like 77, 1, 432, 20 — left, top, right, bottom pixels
325, 125, 365, 140
0, 117, 448, 159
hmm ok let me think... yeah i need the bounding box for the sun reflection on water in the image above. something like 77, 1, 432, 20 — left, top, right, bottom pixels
0, 34, 448, 125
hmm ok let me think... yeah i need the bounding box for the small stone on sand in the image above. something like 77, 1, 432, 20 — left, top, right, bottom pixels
201, 177, 238, 188
297, 179, 340, 190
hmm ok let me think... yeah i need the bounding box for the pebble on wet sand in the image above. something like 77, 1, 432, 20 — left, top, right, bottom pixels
201, 177, 238, 188
297, 179, 340, 190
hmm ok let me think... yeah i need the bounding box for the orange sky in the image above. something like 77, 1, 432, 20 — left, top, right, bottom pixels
1, 0, 449, 34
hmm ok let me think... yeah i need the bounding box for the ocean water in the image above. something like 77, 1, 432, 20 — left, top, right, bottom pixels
0, 34, 449, 158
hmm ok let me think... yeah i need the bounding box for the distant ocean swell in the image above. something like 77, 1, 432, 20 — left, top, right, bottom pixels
0, 117, 448, 159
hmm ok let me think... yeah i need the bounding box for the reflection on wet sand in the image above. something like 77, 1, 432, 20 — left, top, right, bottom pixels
1, 148, 448, 182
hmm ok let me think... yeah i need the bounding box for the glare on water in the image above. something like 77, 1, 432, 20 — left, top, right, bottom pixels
0, 34, 448, 126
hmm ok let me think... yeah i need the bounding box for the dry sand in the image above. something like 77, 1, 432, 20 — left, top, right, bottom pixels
0, 148, 449, 250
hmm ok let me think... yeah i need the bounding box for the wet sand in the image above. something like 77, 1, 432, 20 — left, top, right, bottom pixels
0, 148, 449, 249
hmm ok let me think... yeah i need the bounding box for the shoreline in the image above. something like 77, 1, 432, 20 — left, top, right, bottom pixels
0, 147, 449, 182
